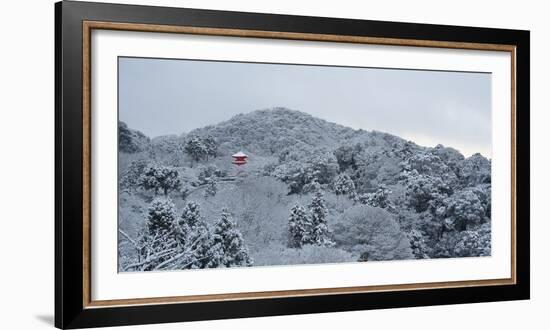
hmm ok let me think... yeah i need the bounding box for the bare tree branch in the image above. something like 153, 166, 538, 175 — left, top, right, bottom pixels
118, 229, 137, 248
153, 233, 207, 270
123, 248, 176, 271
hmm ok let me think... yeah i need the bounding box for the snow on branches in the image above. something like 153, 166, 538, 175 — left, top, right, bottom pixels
287, 191, 334, 248
120, 199, 253, 272
138, 163, 182, 196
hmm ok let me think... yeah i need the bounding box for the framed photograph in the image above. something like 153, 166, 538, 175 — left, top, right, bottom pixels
55, 1, 530, 328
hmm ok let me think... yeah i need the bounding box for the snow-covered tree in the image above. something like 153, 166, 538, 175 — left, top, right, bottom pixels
432, 221, 491, 259
204, 178, 218, 198
119, 159, 148, 193
123, 198, 179, 271
333, 144, 362, 171
176, 201, 202, 242
287, 204, 311, 248
174, 202, 224, 269
453, 222, 491, 257
458, 153, 491, 186
183, 136, 208, 166
358, 185, 393, 209
272, 160, 308, 194
183, 135, 219, 165
180, 201, 202, 227
271, 150, 339, 194
146, 197, 177, 235
184, 223, 224, 269
212, 209, 253, 267
307, 191, 334, 246
305, 151, 340, 186
151, 135, 182, 154
203, 135, 218, 160
429, 144, 465, 176
408, 229, 429, 259
138, 164, 182, 196
149, 135, 186, 167
197, 165, 226, 185
402, 172, 451, 213
442, 187, 488, 231
333, 205, 413, 261
402, 151, 459, 188
129, 228, 178, 271
302, 180, 321, 194
118, 121, 150, 153
332, 173, 356, 196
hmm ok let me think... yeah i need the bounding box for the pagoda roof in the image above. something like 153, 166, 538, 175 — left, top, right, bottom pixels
232, 151, 248, 157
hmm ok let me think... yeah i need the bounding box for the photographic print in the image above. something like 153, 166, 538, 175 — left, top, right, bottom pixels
117, 57, 492, 273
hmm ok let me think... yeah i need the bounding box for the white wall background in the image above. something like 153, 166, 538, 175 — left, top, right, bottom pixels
0, 0, 546, 329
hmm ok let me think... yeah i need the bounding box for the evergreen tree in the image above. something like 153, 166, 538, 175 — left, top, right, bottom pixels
333, 173, 356, 196
287, 204, 310, 248
212, 209, 253, 267
307, 191, 334, 246
129, 198, 178, 271
177, 201, 202, 245
146, 197, 177, 235
179, 201, 201, 227
135, 228, 177, 271
184, 223, 224, 269
174, 202, 224, 269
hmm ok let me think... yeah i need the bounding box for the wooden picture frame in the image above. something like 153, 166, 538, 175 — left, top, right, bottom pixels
55, 1, 530, 328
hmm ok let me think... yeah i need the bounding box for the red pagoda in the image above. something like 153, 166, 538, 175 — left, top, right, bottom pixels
232, 151, 248, 166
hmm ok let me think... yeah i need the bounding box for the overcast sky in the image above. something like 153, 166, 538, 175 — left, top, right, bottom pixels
119, 57, 491, 157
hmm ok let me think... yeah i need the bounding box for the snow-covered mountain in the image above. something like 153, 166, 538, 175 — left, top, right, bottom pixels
118, 107, 493, 271
188, 107, 413, 156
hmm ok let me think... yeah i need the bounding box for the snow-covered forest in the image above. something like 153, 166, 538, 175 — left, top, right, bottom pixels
118, 108, 491, 272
